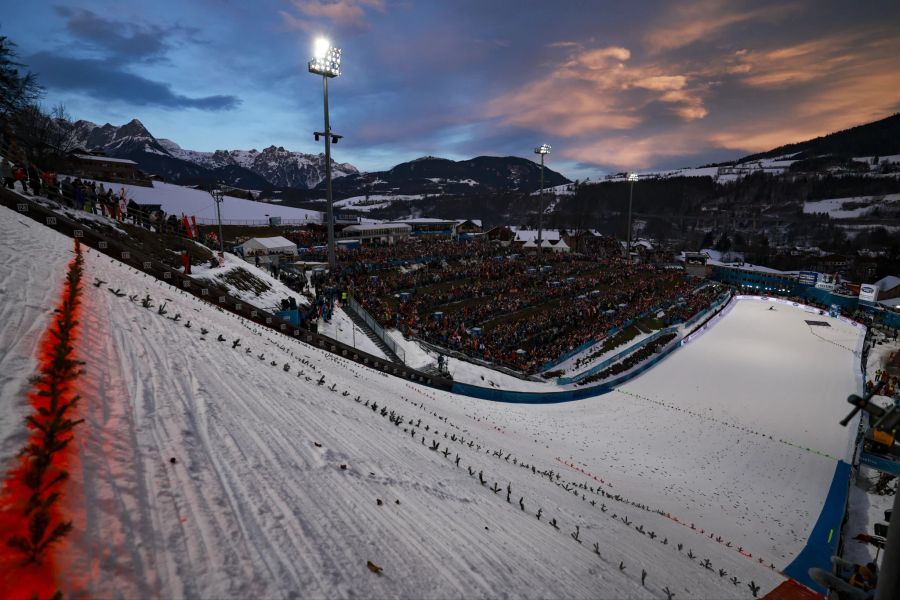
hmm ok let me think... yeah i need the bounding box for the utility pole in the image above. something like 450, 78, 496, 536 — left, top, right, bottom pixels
534, 144, 551, 255
626, 172, 638, 261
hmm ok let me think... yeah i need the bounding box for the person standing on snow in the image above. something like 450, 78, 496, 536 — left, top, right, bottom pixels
0, 158, 12, 189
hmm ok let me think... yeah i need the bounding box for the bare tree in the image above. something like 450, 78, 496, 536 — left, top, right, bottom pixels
0, 36, 43, 118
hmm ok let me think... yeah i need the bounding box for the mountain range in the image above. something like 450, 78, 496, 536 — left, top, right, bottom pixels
324, 155, 569, 199
65, 118, 570, 196
67, 118, 358, 191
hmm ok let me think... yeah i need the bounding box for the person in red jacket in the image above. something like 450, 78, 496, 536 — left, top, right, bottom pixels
12, 162, 28, 193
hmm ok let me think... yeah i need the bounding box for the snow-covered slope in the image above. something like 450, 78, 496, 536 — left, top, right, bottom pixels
191, 252, 309, 311
72, 178, 322, 225
803, 192, 900, 219
0, 208, 76, 462
2, 210, 867, 598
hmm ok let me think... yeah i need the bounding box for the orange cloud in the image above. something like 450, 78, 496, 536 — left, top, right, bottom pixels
280, 0, 385, 31
730, 37, 861, 88
633, 75, 686, 91
562, 132, 699, 170
642, 0, 801, 52
499, 24, 900, 170
486, 45, 706, 137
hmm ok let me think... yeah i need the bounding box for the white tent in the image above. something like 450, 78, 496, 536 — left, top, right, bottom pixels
550, 239, 570, 253
241, 236, 298, 258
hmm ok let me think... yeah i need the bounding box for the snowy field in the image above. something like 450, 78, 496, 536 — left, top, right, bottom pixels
803, 192, 900, 219
333, 194, 424, 212
191, 252, 309, 311
0, 210, 870, 598
68, 178, 323, 224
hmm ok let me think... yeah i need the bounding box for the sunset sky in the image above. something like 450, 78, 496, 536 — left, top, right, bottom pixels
7, 0, 900, 179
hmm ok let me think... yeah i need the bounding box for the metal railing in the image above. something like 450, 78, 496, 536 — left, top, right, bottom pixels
192, 216, 324, 226
345, 295, 406, 364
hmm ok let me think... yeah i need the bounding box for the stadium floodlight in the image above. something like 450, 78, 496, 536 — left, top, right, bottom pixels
209, 183, 225, 254
308, 38, 342, 77
533, 144, 551, 255
308, 37, 343, 268
625, 172, 638, 261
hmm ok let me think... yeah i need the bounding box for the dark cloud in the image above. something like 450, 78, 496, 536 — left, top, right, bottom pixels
52, 6, 199, 63
28, 52, 240, 111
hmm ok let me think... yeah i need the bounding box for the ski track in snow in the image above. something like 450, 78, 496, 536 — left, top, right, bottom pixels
0, 212, 74, 462
1, 206, 866, 598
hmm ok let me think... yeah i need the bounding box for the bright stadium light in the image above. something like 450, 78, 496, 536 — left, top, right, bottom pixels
314, 37, 330, 59
309, 38, 342, 77
533, 144, 551, 254
309, 37, 343, 268
625, 172, 638, 261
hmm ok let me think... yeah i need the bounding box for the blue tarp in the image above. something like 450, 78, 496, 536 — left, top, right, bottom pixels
783, 461, 852, 595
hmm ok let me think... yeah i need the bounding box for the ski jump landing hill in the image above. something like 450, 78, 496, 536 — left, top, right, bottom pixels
0, 199, 864, 598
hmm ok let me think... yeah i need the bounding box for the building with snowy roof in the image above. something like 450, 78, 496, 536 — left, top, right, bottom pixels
859, 275, 900, 303
341, 223, 411, 245
391, 218, 457, 238
66, 153, 143, 183
513, 229, 560, 244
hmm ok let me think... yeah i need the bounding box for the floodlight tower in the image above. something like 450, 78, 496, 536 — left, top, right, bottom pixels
534, 143, 551, 255
209, 183, 225, 253
308, 37, 343, 269
626, 172, 638, 261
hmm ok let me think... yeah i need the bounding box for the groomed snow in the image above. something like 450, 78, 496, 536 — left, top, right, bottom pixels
67, 178, 323, 225
0, 205, 77, 463
2, 211, 868, 598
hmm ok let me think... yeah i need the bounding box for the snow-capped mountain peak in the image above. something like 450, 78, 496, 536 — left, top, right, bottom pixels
66, 118, 359, 189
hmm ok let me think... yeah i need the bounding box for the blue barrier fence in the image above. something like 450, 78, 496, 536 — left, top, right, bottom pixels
556, 326, 679, 385
783, 461, 852, 595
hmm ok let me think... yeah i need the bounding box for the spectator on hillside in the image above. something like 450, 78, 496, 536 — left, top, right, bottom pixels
1, 158, 12, 189
27, 163, 41, 197
12, 162, 28, 194
41, 170, 57, 199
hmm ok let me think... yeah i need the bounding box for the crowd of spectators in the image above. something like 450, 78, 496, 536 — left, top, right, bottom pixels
310, 237, 719, 374
3, 154, 179, 234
